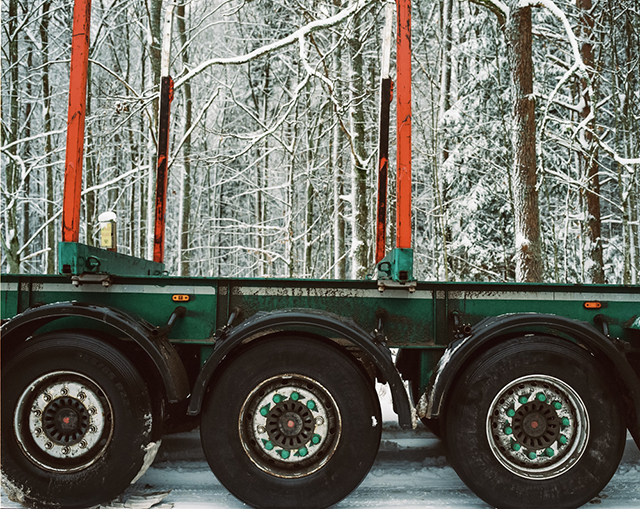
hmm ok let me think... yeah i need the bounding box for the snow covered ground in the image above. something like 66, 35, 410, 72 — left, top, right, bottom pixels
3, 388, 639, 509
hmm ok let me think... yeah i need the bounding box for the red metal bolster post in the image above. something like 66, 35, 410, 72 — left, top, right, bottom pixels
153, 76, 174, 263
396, 0, 412, 249
62, 0, 92, 242
375, 78, 391, 264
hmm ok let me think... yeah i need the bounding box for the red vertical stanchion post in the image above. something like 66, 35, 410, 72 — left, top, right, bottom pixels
62, 0, 92, 242
395, 0, 411, 249
153, 6, 175, 264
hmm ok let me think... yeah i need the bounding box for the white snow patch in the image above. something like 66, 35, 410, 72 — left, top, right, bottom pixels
131, 440, 162, 485
1, 474, 28, 504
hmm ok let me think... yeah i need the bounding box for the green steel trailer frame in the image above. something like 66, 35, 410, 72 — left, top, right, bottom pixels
2, 269, 640, 508
3, 1, 640, 508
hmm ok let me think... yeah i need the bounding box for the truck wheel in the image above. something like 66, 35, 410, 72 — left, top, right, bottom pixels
1, 332, 155, 509
200, 337, 381, 508
445, 336, 625, 509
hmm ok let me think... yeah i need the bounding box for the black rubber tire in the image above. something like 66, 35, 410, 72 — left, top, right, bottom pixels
200, 337, 382, 509
444, 336, 625, 509
1, 332, 154, 509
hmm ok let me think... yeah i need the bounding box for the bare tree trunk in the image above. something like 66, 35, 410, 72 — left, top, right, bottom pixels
505, 4, 542, 282
40, 0, 56, 272
177, 3, 192, 276
577, 0, 604, 284
4, 0, 21, 273
348, 10, 369, 279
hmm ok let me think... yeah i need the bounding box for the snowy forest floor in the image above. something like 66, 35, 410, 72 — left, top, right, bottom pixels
2, 389, 639, 509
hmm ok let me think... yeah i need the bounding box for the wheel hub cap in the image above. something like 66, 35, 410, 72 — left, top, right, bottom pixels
514, 401, 559, 448
43, 397, 90, 444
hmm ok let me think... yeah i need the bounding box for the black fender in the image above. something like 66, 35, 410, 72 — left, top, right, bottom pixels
422, 313, 640, 442
187, 308, 413, 429
0, 301, 189, 403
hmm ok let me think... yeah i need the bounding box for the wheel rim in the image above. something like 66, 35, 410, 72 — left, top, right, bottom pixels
486, 374, 590, 480
13, 371, 114, 473
239, 374, 342, 478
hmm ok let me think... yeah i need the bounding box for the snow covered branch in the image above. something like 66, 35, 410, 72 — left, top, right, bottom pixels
174, 0, 374, 90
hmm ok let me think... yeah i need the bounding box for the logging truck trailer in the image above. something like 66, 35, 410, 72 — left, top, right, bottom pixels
2, 1, 640, 509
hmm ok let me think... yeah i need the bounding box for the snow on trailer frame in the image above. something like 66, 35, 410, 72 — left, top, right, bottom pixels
2, 2, 640, 509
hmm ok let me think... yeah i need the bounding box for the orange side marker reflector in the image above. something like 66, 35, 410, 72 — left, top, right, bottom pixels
584, 302, 602, 309
172, 295, 190, 302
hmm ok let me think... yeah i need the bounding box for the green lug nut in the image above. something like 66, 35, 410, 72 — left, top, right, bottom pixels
298, 447, 308, 457
553, 401, 562, 410
307, 400, 316, 411
512, 442, 521, 452
506, 408, 516, 418
562, 417, 570, 427
545, 448, 555, 457
519, 396, 528, 405
260, 404, 270, 417
504, 426, 513, 435
280, 450, 290, 459
559, 435, 568, 445
536, 393, 547, 402
273, 394, 283, 404
528, 451, 537, 460
291, 392, 300, 401
312, 434, 321, 445
265, 441, 274, 451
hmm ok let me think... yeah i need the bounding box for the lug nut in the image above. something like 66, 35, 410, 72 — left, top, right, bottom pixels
280, 450, 290, 459
273, 394, 283, 404
519, 396, 528, 405
559, 435, 568, 445
61, 388, 69, 396
79, 440, 87, 449
536, 393, 546, 402
561, 417, 570, 427
89, 425, 98, 433
257, 425, 266, 434
45, 442, 53, 450
506, 408, 516, 418
307, 400, 316, 411
33, 409, 42, 417
512, 442, 521, 452
43, 394, 52, 402
78, 392, 86, 400
528, 451, 537, 460
553, 401, 562, 410
298, 447, 308, 457
62, 446, 71, 455
504, 426, 513, 435
312, 434, 321, 445
315, 416, 324, 426
89, 407, 97, 415
260, 404, 270, 417
545, 448, 555, 457
34, 428, 43, 436
265, 441, 274, 451
291, 392, 300, 401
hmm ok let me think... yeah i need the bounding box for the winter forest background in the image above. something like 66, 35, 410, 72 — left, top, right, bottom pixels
2, 0, 639, 284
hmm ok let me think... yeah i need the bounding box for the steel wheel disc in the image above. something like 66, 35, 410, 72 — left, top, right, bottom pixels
486, 374, 590, 479
13, 371, 114, 473
239, 374, 342, 478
